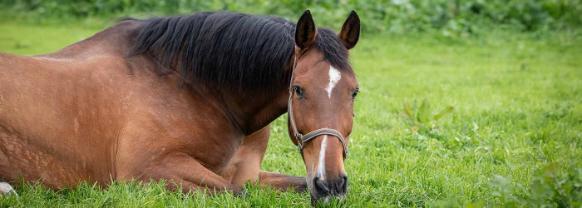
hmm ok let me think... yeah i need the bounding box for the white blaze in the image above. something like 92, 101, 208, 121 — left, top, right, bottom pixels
325, 66, 342, 99
317, 136, 328, 180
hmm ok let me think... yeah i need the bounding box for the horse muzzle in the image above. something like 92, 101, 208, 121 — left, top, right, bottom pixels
310, 174, 348, 204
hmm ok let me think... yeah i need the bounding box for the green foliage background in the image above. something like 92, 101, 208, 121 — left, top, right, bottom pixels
1, 0, 581, 34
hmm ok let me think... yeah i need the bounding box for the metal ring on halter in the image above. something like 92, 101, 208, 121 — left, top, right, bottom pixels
287, 56, 349, 159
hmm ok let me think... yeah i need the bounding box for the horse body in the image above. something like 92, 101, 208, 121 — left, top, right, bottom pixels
0, 54, 123, 187
0, 21, 263, 188
0, 11, 361, 204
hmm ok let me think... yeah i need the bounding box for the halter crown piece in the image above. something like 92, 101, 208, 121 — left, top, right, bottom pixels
287, 55, 349, 159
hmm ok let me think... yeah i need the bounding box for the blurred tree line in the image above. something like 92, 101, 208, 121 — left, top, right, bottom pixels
1, 0, 581, 34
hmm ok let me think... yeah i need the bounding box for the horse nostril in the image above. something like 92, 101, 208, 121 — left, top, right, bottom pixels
313, 176, 330, 194
338, 175, 348, 194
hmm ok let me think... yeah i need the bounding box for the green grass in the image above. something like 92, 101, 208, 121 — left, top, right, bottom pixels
0, 20, 581, 207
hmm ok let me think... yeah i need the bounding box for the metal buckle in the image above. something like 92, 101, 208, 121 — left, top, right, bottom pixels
295, 133, 303, 150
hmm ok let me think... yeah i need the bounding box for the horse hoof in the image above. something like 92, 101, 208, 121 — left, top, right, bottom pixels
0, 182, 17, 196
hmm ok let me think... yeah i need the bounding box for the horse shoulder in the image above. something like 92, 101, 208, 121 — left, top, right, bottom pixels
113, 90, 247, 179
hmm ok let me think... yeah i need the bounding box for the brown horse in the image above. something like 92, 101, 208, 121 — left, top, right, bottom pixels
0, 10, 360, 203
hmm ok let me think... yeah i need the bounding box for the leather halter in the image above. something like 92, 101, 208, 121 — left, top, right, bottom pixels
287, 56, 349, 159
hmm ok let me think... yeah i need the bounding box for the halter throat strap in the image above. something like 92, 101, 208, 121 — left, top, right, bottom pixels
287, 55, 348, 159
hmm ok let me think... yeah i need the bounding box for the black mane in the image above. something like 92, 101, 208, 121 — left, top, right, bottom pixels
130, 12, 350, 90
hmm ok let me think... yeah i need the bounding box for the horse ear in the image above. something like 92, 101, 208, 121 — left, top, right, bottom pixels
339, 10, 360, 50
295, 10, 317, 50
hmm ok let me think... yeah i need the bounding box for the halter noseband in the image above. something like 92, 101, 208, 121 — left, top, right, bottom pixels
287, 56, 349, 159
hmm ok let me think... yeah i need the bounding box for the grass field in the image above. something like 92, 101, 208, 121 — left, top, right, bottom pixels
0, 20, 581, 207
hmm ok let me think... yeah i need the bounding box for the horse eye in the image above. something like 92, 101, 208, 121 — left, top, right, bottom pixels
293, 85, 304, 98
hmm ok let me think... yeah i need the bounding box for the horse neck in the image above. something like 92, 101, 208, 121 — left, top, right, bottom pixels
215, 84, 290, 135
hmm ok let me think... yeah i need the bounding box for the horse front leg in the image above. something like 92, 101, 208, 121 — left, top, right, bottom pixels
220, 126, 307, 192
258, 171, 307, 192
220, 126, 268, 186
137, 152, 243, 195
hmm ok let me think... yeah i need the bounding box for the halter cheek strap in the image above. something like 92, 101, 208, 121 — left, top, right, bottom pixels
287, 56, 349, 159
